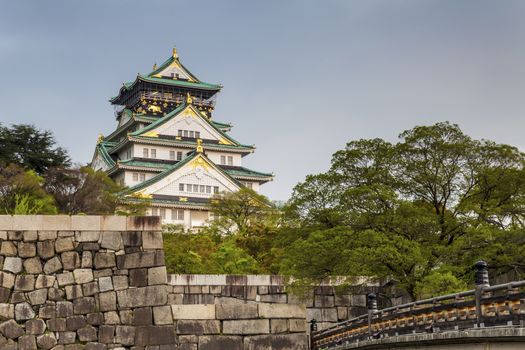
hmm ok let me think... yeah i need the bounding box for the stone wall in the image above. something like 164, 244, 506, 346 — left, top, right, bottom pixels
167, 274, 382, 336
0, 215, 174, 349
0, 216, 312, 350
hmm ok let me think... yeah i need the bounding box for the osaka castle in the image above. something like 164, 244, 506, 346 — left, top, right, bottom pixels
91, 48, 273, 229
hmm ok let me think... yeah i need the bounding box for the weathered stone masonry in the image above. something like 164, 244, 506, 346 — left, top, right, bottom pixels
0, 216, 315, 350
0, 215, 173, 349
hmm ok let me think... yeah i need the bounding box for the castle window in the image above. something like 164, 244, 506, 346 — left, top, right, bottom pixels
176, 151, 182, 161
227, 156, 233, 166
183, 130, 188, 137
140, 174, 146, 181
193, 184, 199, 192
150, 149, 157, 159
178, 130, 183, 137
187, 184, 192, 192
143, 148, 149, 158
170, 151, 175, 160
206, 186, 211, 194
159, 208, 166, 219
179, 183, 184, 191
195, 131, 201, 139
200, 185, 205, 193
220, 155, 226, 165
189, 131, 195, 138
132, 173, 138, 181
172, 209, 184, 220
151, 208, 158, 216
214, 186, 219, 194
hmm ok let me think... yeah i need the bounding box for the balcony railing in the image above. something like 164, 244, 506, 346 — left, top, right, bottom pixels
311, 261, 525, 349
141, 92, 215, 108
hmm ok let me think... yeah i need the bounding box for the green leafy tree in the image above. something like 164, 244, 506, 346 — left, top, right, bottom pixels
0, 164, 57, 214
209, 188, 278, 234
283, 122, 525, 299
0, 124, 70, 174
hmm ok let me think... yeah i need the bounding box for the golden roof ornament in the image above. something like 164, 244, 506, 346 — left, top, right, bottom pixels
153, 63, 157, 70
172, 47, 178, 59
196, 138, 203, 153
186, 93, 193, 104
97, 134, 104, 144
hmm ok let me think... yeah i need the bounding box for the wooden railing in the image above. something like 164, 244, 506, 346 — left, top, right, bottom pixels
141, 92, 215, 108
311, 262, 525, 349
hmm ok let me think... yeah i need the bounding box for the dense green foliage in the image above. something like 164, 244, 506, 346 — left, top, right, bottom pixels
164, 122, 525, 301
0, 124, 70, 174
0, 124, 142, 215
281, 122, 525, 299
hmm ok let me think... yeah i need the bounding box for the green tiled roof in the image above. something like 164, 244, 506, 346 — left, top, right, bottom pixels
108, 158, 272, 182
110, 75, 221, 103
95, 142, 116, 167
222, 167, 273, 179
123, 152, 242, 194
130, 101, 247, 148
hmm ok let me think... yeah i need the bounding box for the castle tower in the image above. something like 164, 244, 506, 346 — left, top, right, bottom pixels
91, 48, 273, 229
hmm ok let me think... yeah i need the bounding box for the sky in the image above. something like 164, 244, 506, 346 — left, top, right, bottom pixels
1, 0, 525, 201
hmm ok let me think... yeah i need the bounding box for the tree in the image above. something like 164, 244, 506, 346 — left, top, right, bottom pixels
283, 122, 525, 299
209, 188, 278, 234
0, 124, 70, 174
0, 164, 57, 214
44, 166, 146, 215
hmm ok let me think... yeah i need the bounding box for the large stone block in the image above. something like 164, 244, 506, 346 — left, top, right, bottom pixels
0, 319, 24, 339
25, 319, 46, 335
198, 335, 243, 350
98, 291, 117, 312
115, 325, 135, 346
94, 253, 116, 269
13, 215, 42, 231
28, 288, 48, 305
100, 216, 127, 231
148, 266, 167, 285
121, 231, 142, 247
176, 320, 221, 335
73, 297, 97, 315
18, 335, 37, 350
71, 216, 101, 231
61, 251, 81, 270
142, 231, 163, 249
24, 257, 43, 274
57, 272, 75, 287
14, 274, 35, 291
134, 325, 175, 346
306, 308, 338, 322
126, 216, 161, 232
223, 319, 270, 335
153, 305, 172, 325
37, 240, 55, 259
18, 242, 36, 258
43, 256, 62, 274
172, 305, 215, 320
258, 304, 306, 319
243, 334, 308, 350
77, 325, 97, 342
270, 319, 288, 334
116, 251, 163, 269
0, 303, 14, 320
0, 272, 15, 289
117, 285, 167, 308
100, 231, 123, 251
40, 215, 71, 231
75, 231, 100, 243
0, 216, 13, 231
36, 333, 57, 349
73, 269, 94, 284
0, 242, 17, 257
132, 307, 153, 326
38, 230, 58, 241
15, 302, 35, 321
216, 304, 258, 320
55, 237, 75, 253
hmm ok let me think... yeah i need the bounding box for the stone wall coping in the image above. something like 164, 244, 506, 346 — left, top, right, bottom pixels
0, 215, 161, 231
168, 274, 379, 287
168, 274, 286, 286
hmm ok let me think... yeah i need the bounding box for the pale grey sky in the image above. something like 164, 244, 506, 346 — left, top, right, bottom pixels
1, 0, 525, 200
